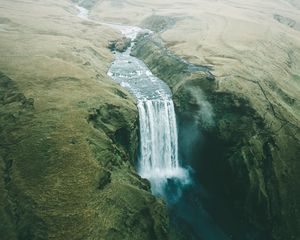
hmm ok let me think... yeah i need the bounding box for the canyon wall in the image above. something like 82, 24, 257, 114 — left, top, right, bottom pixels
0, 0, 171, 239
132, 32, 300, 239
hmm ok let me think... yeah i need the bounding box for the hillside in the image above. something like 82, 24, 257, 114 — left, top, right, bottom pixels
0, 0, 169, 239
1, 0, 299, 239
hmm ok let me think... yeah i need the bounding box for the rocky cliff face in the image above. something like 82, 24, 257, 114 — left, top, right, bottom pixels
0, 0, 170, 239
1, 0, 299, 239
0, 70, 169, 240
132, 34, 300, 240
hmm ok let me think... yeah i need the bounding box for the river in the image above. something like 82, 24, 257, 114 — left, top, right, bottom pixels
76, 5, 191, 199
76, 5, 235, 240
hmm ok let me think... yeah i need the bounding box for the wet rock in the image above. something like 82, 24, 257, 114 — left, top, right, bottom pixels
108, 37, 131, 53
131, 33, 300, 240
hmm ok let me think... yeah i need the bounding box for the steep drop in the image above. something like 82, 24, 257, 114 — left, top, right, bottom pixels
76, 4, 190, 198
106, 26, 191, 199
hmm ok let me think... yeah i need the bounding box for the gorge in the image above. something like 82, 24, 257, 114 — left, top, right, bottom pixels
77, 4, 191, 201
76, 4, 274, 239
0, 0, 299, 240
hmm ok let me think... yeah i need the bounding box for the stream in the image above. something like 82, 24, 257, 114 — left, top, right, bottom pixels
76, 5, 235, 240
76, 4, 191, 200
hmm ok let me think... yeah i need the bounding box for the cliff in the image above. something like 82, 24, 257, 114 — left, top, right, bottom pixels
94, 0, 299, 238
0, 0, 169, 239
131, 28, 300, 240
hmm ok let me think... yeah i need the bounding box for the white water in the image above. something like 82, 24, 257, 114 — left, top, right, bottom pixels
76, 5, 191, 198
137, 100, 191, 196
75, 6, 242, 240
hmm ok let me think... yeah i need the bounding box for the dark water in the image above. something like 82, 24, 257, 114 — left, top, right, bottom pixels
76, 5, 270, 240
165, 174, 272, 240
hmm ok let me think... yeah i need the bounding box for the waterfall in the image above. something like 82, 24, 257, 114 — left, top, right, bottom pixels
105, 26, 191, 200
137, 98, 191, 197
138, 99, 191, 198
138, 99, 179, 171
75, 6, 246, 239
76, 4, 191, 200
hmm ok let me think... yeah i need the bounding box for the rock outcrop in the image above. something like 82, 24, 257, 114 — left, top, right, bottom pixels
132, 33, 300, 240
108, 37, 131, 53
0, 1, 170, 239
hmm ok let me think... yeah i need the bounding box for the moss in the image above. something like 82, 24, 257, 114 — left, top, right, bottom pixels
0, 65, 171, 239
0, 10, 170, 238
141, 15, 176, 32
108, 37, 131, 53
131, 34, 300, 240
131, 34, 213, 92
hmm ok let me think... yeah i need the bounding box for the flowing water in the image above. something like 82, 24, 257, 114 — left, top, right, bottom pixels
76, 6, 271, 240
76, 5, 191, 198
106, 23, 191, 199
107, 39, 191, 198
76, 6, 238, 240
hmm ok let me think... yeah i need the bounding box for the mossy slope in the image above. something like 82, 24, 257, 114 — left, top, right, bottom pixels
132, 34, 300, 240
0, 0, 170, 239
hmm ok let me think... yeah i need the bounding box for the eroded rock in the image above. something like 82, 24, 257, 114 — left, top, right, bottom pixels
131, 33, 300, 240
108, 37, 131, 53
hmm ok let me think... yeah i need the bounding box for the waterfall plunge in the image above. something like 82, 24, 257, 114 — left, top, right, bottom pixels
75, 5, 191, 200
138, 99, 190, 198
138, 99, 178, 171
107, 44, 191, 200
